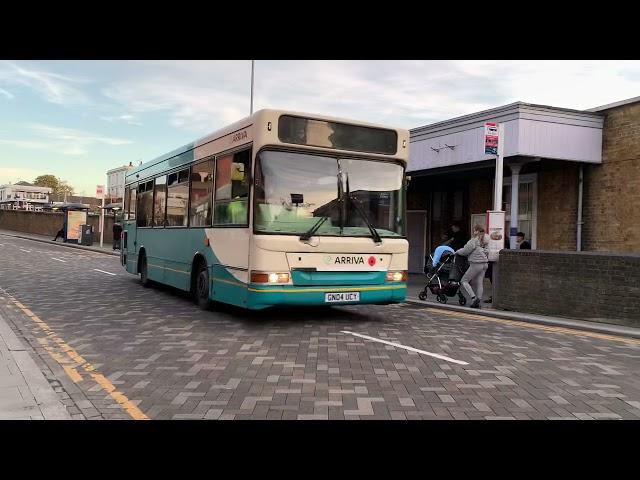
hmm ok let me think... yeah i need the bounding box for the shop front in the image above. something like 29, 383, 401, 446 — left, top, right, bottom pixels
406, 101, 604, 273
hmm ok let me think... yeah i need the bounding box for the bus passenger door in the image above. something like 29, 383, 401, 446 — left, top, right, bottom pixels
124, 220, 137, 271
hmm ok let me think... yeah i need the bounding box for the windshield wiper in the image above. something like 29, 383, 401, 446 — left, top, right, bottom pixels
299, 215, 329, 241
345, 172, 382, 244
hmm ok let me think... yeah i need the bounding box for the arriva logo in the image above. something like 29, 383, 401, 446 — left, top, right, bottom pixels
333, 256, 365, 265
323, 255, 332, 265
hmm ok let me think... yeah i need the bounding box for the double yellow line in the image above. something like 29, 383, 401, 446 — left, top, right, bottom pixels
5, 293, 148, 420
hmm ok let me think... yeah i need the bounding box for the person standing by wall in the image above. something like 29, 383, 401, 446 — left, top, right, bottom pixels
516, 232, 531, 249
455, 225, 489, 309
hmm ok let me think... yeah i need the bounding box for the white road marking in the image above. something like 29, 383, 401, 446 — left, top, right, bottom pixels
51, 257, 66, 263
19, 248, 31, 253
340, 330, 469, 365
93, 269, 117, 276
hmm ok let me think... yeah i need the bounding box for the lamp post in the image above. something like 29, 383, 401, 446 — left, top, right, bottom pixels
250, 60, 255, 115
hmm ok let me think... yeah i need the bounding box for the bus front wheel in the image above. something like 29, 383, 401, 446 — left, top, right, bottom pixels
195, 263, 212, 310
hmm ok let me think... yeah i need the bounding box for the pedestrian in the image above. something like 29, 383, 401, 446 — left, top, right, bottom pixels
516, 232, 531, 249
53, 226, 64, 242
455, 224, 489, 309
443, 222, 466, 251
112, 222, 123, 250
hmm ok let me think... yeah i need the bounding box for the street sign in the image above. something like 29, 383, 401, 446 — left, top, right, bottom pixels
96, 185, 104, 199
484, 122, 499, 155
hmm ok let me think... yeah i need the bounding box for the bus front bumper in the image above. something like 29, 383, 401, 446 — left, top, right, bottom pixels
246, 283, 407, 310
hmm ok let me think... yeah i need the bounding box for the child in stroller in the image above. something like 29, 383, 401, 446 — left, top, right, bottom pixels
419, 245, 469, 305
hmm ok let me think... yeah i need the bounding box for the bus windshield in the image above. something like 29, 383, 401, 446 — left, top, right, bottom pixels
254, 150, 405, 238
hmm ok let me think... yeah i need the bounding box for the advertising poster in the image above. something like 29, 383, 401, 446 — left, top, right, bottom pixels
484, 122, 499, 155
486, 210, 505, 262
66, 210, 87, 241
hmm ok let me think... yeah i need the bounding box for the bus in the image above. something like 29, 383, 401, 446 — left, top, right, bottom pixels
121, 109, 409, 310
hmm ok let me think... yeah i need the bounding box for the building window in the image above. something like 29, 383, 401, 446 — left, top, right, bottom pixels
166, 169, 189, 227
190, 158, 214, 227
153, 176, 167, 227
136, 180, 154, 227
214, 149, 251, 226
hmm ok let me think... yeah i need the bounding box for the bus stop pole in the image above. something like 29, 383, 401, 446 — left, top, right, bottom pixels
493, 123, 504, 211
99, 195, 105, 248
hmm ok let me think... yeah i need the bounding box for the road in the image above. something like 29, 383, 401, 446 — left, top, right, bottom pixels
0, 234, 639, 420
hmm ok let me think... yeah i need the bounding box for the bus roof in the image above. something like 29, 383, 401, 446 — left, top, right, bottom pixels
126, 109, 408, 182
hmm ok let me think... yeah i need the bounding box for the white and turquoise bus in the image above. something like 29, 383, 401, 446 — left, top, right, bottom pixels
121, 109, 409, 310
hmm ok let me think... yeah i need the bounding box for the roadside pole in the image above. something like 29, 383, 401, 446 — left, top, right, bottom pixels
485, 123, 506, 305
97, 185, 105, 248
494, 123, 504, 211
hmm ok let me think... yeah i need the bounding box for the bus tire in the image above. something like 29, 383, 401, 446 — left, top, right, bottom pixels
195, 262, 212, 310
140, 253, 151, 288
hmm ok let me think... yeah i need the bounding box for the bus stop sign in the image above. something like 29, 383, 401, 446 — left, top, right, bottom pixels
484, 122, 499, 155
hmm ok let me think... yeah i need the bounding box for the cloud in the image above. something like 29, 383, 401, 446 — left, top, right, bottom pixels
0, 61, 89, 105
0, 87, 14, 99
0, 124, 132, 156
102, 61, 259, 132
99, 60, 640, 133
100, 114, 143, 126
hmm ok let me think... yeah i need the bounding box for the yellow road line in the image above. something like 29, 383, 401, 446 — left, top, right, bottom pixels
3, 290, 148, 420
421, 307, 640, 346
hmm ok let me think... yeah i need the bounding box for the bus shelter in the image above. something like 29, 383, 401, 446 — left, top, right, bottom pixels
52, 203, 90, 244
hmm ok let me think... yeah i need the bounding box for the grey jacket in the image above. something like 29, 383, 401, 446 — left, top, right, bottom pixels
455, 236, 489, 264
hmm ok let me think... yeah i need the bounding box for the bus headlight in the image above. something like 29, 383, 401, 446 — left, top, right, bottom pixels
386, 271, 408, 282
251, 272, 290, 284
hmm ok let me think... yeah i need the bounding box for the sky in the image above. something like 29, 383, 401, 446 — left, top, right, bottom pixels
1, 60, 639, 196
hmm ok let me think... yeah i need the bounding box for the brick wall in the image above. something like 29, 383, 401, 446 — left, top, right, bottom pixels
0, 210, 114, 243
494, 249, 640, 327
537, 162, 579, 251
583, 101, 640, 252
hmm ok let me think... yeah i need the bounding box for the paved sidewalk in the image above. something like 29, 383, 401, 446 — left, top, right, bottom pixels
406, 274, 640, 339
0, 310, 71, 419
0, 229, 118, 256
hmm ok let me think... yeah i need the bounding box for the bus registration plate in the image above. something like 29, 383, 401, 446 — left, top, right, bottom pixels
325, 292, 360, 303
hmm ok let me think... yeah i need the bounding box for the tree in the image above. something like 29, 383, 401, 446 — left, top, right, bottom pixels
33, 175, 75, 199
33, 174, 59, 191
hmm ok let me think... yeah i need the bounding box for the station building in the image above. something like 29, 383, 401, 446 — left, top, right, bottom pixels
406, 96, 640, 272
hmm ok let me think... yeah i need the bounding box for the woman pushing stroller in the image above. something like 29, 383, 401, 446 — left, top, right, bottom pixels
455, 225, 489, 309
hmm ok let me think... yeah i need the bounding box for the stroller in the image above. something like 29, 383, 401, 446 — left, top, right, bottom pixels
418, 248, 469, 305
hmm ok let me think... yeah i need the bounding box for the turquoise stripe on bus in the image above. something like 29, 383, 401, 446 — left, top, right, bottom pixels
247, 284, 407, 310
291, 270, 386, 286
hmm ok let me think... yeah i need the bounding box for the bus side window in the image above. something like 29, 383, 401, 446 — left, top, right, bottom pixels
166, 170, 189, 227
129, 186, 137, 220
190, 158, 214, 227
214, 149, 251, 226
136, 180, 154, 227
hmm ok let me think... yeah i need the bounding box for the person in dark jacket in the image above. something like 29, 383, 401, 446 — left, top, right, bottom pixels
516, 232, 531, 249
53, 226, 64, 242
443, 222, 466, 251
112, 223, 123, 250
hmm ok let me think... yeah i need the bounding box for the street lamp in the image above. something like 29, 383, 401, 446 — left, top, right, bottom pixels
250, 60, 255, 115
